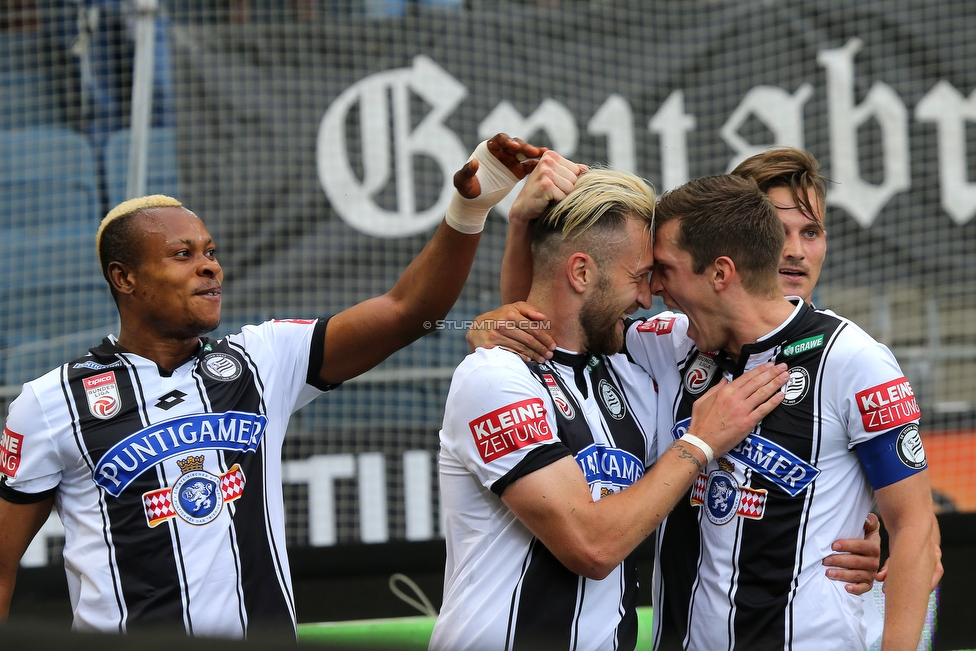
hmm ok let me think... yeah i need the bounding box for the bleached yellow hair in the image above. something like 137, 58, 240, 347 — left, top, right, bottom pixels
96, 194, 183, 268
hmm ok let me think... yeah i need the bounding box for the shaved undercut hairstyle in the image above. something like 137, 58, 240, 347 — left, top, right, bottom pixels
530, 168, 656, 276
97, 194, 185, 297
654, 174, 784, 298
731, 147, 827, 224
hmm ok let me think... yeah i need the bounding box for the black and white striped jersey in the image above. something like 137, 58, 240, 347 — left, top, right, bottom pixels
624, 301, 927, 651
431, 346, 658, 651
0, 318, 331, 637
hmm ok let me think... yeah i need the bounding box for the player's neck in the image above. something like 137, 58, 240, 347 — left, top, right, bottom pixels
525, 286, 587, 355
723, 294, 798, 362
116, 327, 202, 373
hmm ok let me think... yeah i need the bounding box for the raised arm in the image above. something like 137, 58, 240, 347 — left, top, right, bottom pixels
504, 363, 787, 578
0, 496, 54, 621
501, 151, 586, 303
318, 134, 544, 385
874, 471, 937, 651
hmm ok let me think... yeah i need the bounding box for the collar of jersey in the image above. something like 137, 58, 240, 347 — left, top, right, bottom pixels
715, 298, 811, 376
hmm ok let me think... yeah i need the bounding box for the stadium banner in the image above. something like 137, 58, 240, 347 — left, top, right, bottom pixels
160, 0, 976, 548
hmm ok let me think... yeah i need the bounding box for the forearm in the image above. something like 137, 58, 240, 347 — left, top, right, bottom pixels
0, 572, 14, 622
579, 440, 704, 568
387, 221, 481, 341
518, 440, 704, 580
500, 217, 533, 303
880, 521, 936, 651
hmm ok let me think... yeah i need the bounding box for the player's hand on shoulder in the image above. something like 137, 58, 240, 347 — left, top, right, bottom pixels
688, 362, 788, 459
466, 302, 555, 363
509, 150, 587, 225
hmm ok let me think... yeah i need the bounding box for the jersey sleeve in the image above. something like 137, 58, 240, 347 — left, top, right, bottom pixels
440, 350, 571, 497
0, 384, 62, 502
624, 311, 694, 381
234, 317, 334, 414
839, 342, 927, 490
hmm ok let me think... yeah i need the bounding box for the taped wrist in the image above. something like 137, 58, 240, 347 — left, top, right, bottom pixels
680, 432, 715, 465
445, 140, 521, 234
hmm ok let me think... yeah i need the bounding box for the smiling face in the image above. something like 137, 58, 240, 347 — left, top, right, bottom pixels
770, 185, 826, 304
126, 207, 223, 339
579, 217, 654, 356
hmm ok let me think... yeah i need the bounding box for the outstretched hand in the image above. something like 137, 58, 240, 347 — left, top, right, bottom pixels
466, 302, 555, 363
454, 133, 546, 200
688, 363, 788, 460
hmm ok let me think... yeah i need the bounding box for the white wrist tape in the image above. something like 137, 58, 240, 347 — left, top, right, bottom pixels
680, 433, 715, 465
445, 140, 521, 234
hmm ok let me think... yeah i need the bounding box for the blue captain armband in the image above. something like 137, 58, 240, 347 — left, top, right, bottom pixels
855, 422, 927, 489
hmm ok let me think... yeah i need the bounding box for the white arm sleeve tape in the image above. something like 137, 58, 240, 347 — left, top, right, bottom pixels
680, 433, 716, 465
445, 140, 521, 234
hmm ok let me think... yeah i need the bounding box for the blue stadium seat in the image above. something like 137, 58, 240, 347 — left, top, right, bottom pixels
0, 229, 115, 348
0, 127, 99, 232
0, 33, 61, 129
103, 127, 180, 208
1, 323, 118, 389
0, 71, 61, 130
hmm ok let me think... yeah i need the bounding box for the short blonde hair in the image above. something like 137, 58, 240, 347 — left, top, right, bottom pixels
530, 168, 656, 275
539, 169, 656, 240
96, 194, 183, 269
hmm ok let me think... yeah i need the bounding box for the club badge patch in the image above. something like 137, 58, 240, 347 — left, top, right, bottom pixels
895, 423, 927, 470
84, 371, 122, 420
143, 455, 246, 528
599, 380, 626, 420
781, 367, 810, 406
202, 353, 243, 381
684, 352, 718, 395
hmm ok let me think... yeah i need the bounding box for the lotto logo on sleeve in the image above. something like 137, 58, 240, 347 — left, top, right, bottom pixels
468, 398, 552, 463
1, 427, 24, 478
636, 317, 675, 335
856, 377, 920, 432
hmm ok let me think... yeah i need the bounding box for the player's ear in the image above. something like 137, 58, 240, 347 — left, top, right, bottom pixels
711, 256, 735, 291
107, 261, 137, 296
566, 252, 595, 294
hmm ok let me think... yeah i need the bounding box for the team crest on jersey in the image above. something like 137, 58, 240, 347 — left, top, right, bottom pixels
781, 367, 810, 406
895, 423, 927, 469
142, 455, 246, 528
636, 316, 675, 335
541, 373, 575, 419
598, 380, 626, 420
684, 353, 718, 394
691, 467, 767, 525
84, 372, 122, 420
202, 353, 243, 381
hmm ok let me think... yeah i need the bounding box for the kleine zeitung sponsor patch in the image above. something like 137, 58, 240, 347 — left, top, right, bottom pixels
855, 377, 920, 432
1, 427, 24, 478
468, 398, 552, 463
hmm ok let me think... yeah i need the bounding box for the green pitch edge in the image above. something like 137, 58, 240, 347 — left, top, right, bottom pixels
298, 607, 654, 648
